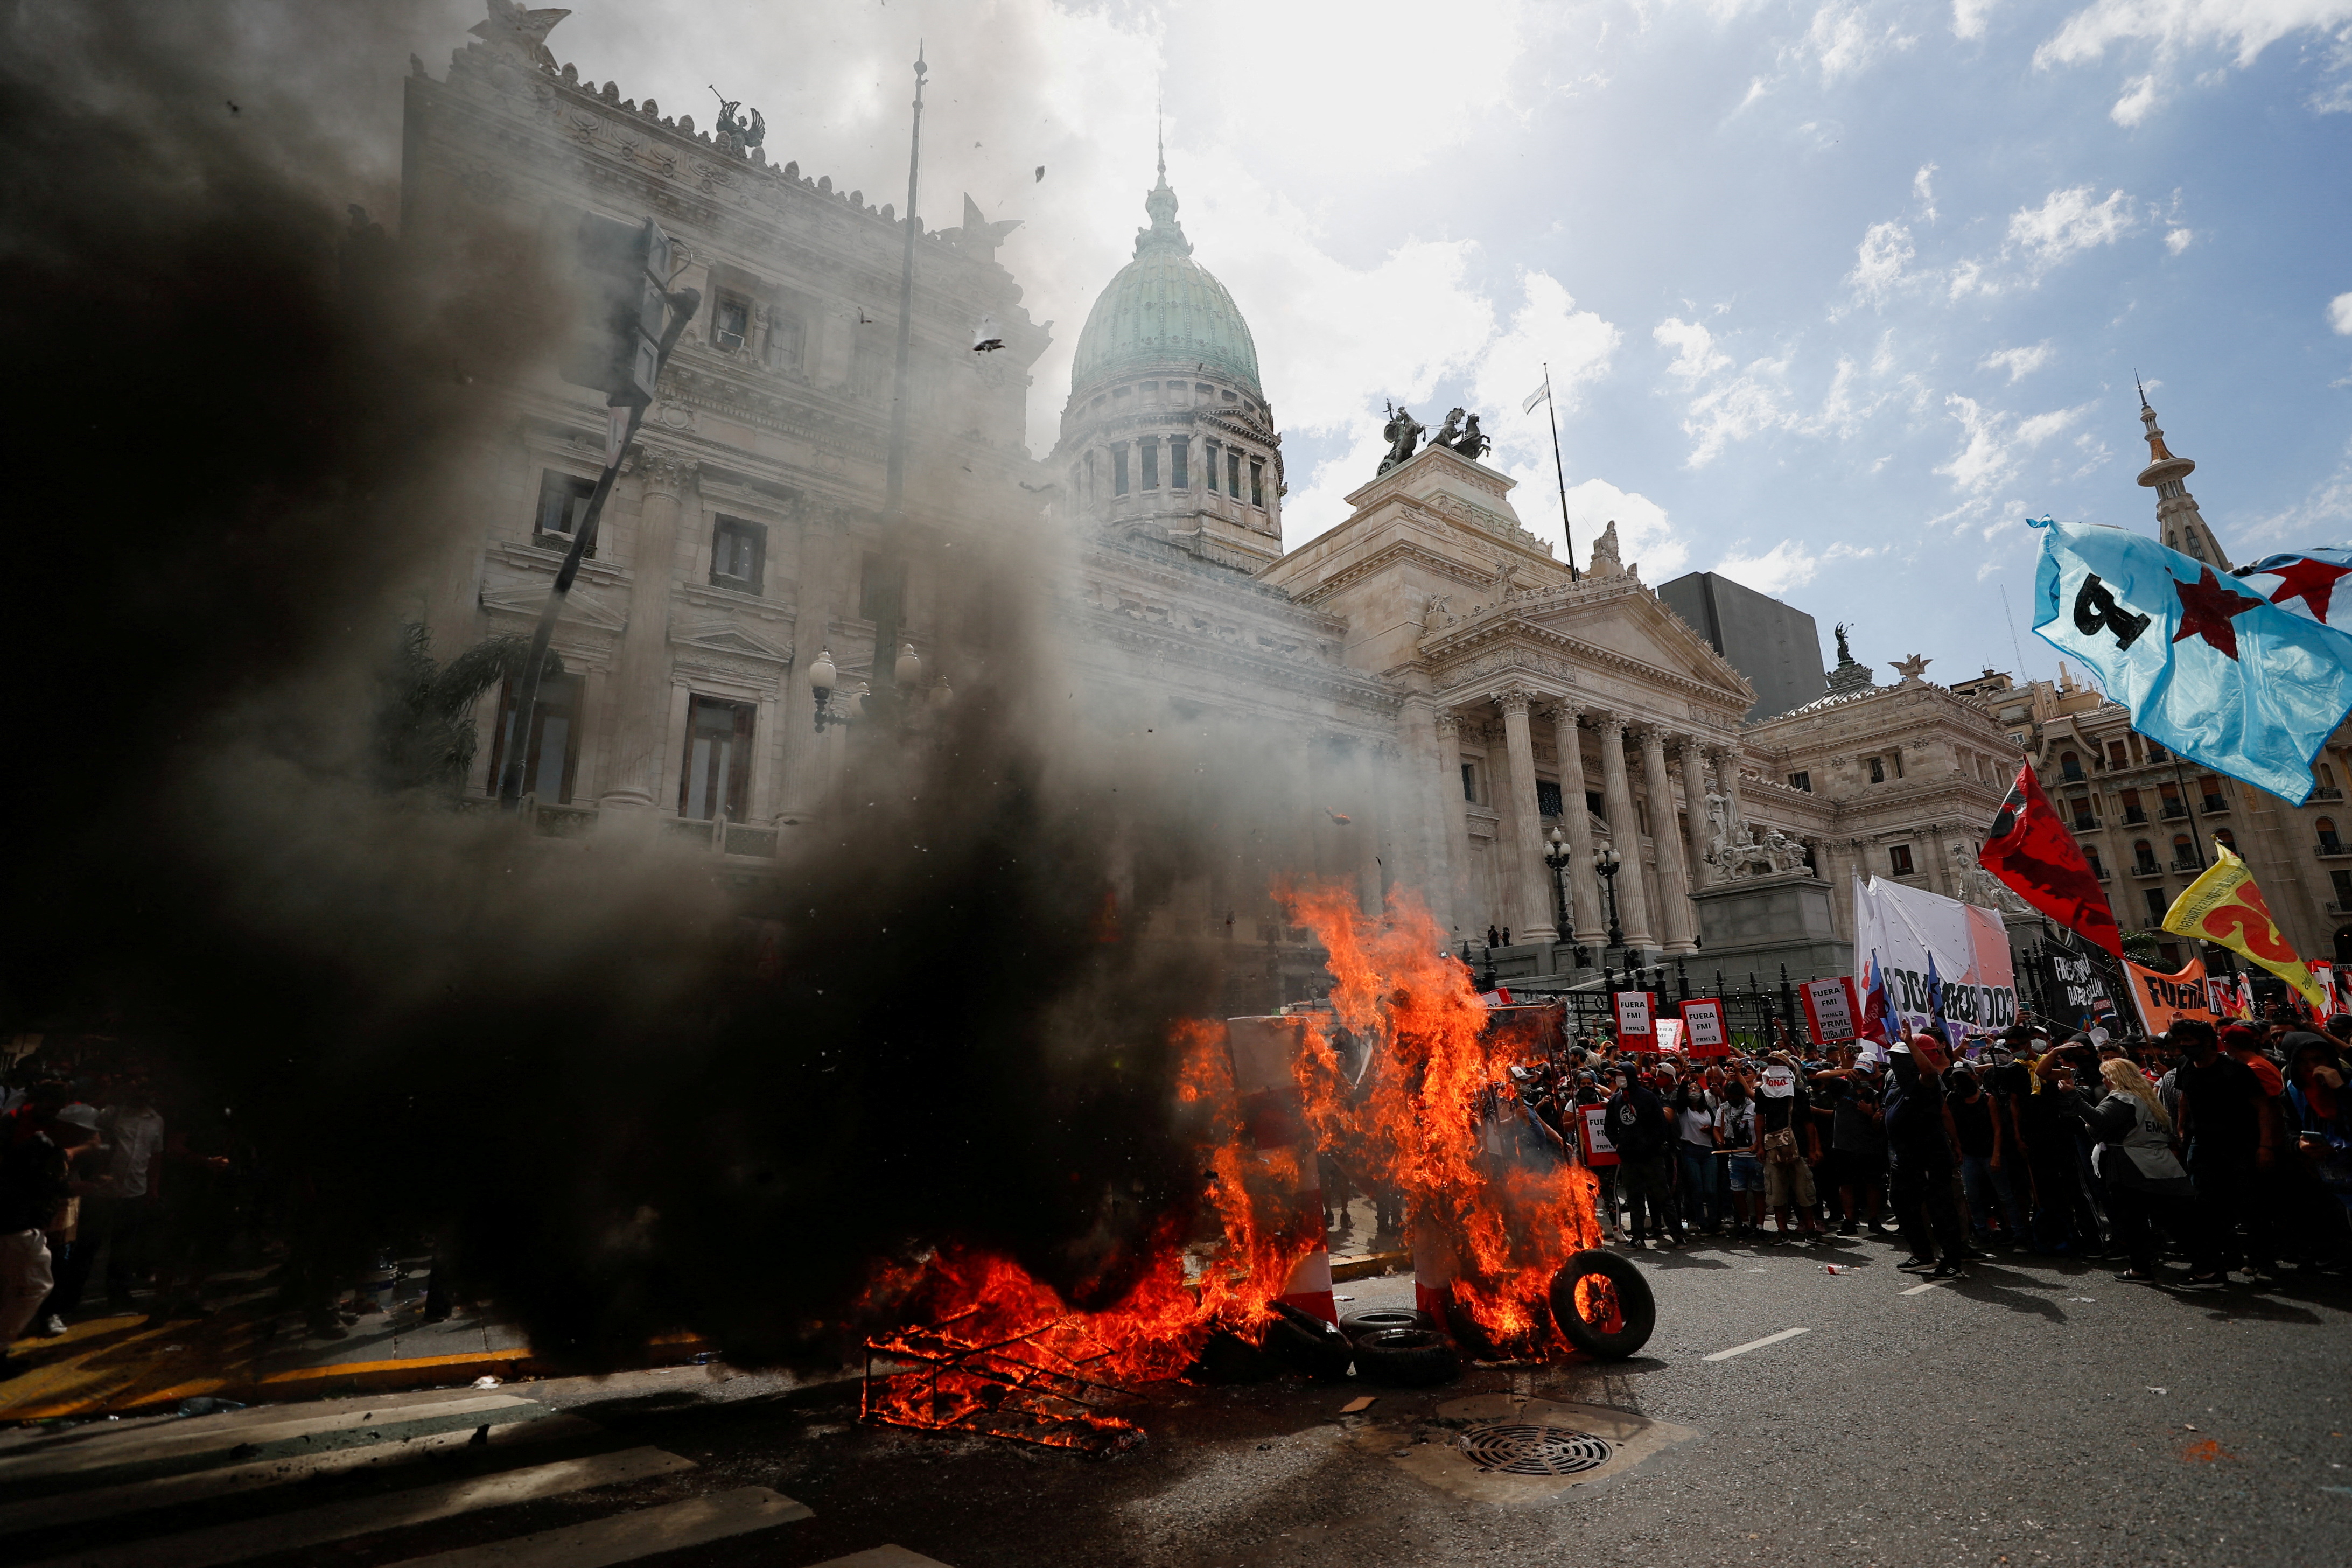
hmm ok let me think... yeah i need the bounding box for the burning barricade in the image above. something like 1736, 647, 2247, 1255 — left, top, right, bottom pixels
856, 883, 1653, 1452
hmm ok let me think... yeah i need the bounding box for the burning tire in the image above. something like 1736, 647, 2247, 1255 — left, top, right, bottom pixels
1349, 1326, 1462, 1387
1259, 1301, 1353, 1380
1338, 1307, 1435, 1341
1546, 1250, 1655, 1360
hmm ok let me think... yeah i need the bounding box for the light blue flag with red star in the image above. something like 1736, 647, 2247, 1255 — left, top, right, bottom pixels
2232, 548, 2352, 629
2029, 517, 2352, 804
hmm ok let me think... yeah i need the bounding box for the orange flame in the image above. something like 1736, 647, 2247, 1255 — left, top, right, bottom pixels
858, 879, 1600, 1443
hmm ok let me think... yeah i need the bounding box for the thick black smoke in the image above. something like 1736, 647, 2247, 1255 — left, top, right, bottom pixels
1, 1, 1222, 1366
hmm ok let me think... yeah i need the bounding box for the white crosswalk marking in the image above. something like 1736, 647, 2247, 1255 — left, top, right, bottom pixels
0, 1411, 593, 1534
0, 1394, 534, 1482
379, 1486, 815, 1566
19, 1446, 695, 1568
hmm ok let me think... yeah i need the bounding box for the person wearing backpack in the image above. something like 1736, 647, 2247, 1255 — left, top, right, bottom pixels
1606, 1066, 1683, 1248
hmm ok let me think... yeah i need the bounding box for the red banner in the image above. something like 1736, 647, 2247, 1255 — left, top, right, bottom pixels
1613, 990, 1656, 1044
1800, 976, 1861, 1044
1680, 998, 1730, 1058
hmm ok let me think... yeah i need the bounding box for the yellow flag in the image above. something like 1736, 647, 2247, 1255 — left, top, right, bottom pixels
2160, 843, 2324, 1009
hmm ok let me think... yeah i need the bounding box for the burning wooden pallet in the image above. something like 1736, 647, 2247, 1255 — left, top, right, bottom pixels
861, 1306, 1145, 1455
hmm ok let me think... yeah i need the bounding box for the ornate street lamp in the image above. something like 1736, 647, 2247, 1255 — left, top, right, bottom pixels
1543, 826, 1574, 948
809, 643, 949, 732
1592, 843, 1625, 963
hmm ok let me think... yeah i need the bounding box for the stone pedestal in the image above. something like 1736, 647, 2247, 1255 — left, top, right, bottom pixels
1688, 872, 1850, 985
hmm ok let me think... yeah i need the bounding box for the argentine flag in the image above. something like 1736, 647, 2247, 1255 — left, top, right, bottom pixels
2029, 517, 2352, 805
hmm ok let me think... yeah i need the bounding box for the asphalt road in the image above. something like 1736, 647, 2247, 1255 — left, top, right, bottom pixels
11, 1226, 2348, 1568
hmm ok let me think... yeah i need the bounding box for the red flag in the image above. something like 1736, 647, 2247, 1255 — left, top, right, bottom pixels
1980, 763, 2125, 959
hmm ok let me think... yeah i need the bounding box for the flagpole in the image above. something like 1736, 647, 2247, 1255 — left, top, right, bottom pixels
1541, 363, 1579, 580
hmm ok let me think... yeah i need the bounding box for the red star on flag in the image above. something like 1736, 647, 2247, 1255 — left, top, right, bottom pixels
2264, 555, 2352, 624
2172, 566, 2263, 660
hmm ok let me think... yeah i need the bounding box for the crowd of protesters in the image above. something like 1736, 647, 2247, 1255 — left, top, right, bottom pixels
0, 1039, 439, 1377
1487, 1010, 2352, 1287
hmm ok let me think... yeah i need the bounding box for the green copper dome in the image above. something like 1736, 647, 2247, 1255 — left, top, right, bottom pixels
1068, 169, 1262, 398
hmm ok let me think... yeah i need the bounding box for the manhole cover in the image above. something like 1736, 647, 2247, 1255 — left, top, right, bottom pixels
1457, 1423, 1615, 1476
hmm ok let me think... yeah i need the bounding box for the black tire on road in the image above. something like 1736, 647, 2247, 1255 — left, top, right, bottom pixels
1350, 1326, 1462, 1387
1259, 1300, 1353, 1380
1338, 1307, 1435, 1341
1547, 1248, 1656, 1360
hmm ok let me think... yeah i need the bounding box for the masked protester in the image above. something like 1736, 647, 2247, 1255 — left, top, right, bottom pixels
1605, 1067, 1682, 1249
1754, 1056, 1825, 1242
1885, 1028, 1971, 1279
2169, 1019, 2282, 1286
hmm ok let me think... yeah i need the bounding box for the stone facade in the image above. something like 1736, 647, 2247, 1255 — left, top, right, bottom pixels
408, 5, 2021, 999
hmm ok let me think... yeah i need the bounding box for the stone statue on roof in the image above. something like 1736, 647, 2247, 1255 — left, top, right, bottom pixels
1378, 402, 1424, 476
1452, 413, 1491, 461
470, 1, 570, 69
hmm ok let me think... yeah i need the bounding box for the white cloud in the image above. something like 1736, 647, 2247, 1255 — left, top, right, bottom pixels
2007, 185, 2139, 264
1846, 220, 1919, 307
1934, 394, 2094, 492
2034, 0, 2352, 123
1913, 162, 1939, 221
1980, 341, 2053, 381
2329, 291, 2352, 333
1716, 539, 1821, 594
1655, 317, 1732, 383
2165, 226, 2195, 254
1952, 0, 1996, 40
1801, 3, 1919, 82
1563, 477, 1687, 580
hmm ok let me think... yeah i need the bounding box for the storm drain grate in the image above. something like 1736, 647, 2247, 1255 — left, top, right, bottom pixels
1457, 1423, 1615, 1476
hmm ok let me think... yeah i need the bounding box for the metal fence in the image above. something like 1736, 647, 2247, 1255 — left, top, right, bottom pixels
1506, 956, 1823, 1055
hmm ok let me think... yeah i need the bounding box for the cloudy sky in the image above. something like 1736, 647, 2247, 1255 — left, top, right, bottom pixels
451, 0, 2350, 685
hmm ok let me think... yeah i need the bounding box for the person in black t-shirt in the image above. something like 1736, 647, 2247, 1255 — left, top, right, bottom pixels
2169, 1020, 2284, 1283
1943, 1065, 2025, 1246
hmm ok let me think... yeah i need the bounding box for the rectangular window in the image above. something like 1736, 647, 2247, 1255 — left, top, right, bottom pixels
769, 309, 806, 369
1460, 761, 1478, 804
710, 515, 765, 594
2144, 887, 2168, 923
535, 469, 597, 553
713, 295, 750, 351
1249, 459, 1264, 507
1195, 382, 1213, 404
859, 551, 906, 622
1141, 437, 1159, 490
1203, 441, 1220, 494
1112, 443, 1130, 496
1787, 771, 1811, 793
2121, 788, 2145, 824
489, 673, 582, 804
1536, 781, 1563, 817
2084, 846, 2105, 878
1586, 790, 1605, 819
2332, 869, 2352, 905
2146, 740, 2168, 760
679, 696, 755, 822
1227, 449, 1242, 498
1170, 436, 1189, 489
1888, 844, 1914, 876
2070, 796, 2095, 831
2109, 741, 2128, 767
1868, 757, 1886, 784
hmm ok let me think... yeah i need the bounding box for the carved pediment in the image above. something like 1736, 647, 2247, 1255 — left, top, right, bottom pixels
1510, 591, 1754, 706
479, 581, 627, 633
671, 619, 793, 663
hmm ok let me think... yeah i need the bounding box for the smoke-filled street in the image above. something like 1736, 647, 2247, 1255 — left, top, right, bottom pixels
7, 3, 2352, 1566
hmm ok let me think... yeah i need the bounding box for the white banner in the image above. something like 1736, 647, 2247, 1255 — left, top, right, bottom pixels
1852, 875, 2019, 1041
1613, 990, 1655, 1041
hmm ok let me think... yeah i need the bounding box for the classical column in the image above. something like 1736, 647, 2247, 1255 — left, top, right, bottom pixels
1434, 711, 1467, 936
1403, 701, 1458, 937
1678, 736, 1714, 892
1552, 706, 1604, 948
1642, 726, 1698, 955
599, 450, 697, 817
1495, 691, 1555, 943
1595, 713, 1655, 953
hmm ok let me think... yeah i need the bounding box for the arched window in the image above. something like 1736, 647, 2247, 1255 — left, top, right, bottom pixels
2172, 834, 2194, 870
2060, 750, 2084, 781
2132, 839, 2157, 873
2320, 817, 2343, 853
2214, 827, 2236, 852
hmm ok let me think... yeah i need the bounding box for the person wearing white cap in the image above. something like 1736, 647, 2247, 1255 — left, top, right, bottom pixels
1, 1103, 102, 1366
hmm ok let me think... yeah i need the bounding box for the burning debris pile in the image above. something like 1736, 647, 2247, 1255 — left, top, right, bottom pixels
853, 884, 1650, 1451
